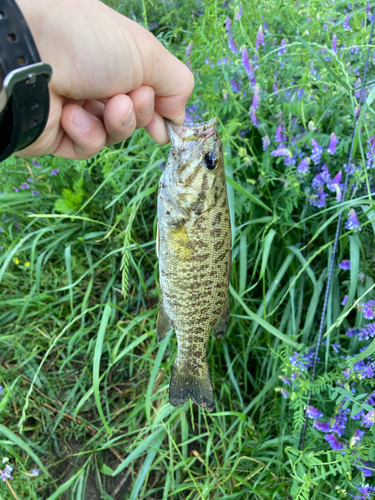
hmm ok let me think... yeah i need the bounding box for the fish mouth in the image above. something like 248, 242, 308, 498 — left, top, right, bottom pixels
165, 117, 218, 144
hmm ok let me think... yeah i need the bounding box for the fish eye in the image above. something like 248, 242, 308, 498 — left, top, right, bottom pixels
204, 151, 218, 170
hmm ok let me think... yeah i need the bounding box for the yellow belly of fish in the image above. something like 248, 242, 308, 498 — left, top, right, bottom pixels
169, 224, 193, 262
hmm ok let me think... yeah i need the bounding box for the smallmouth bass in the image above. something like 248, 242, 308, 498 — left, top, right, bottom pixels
156, 117, 232, 412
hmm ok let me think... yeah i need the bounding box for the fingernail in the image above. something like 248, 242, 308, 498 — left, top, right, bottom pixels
71, 105, 91, 130
139, 96, 154, 117
121, 108, 134, 128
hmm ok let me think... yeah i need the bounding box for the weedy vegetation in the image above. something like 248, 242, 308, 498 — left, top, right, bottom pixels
1, 0, 375, 498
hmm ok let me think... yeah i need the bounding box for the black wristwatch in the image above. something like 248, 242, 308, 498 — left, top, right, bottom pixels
0, 0, 52, 162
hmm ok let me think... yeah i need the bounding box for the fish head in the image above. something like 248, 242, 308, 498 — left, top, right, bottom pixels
165, 118, 224, 217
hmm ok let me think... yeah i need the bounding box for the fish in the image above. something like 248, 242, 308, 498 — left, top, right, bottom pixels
156, 117, 232, 412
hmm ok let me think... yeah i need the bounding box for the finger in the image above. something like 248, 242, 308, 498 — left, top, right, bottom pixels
102, 94, 136, 146
127, 85, 155, 129
55, 103, 107, 159
83, 99, 105, 121
144, 110, 169, 145
129, 20, 194, 124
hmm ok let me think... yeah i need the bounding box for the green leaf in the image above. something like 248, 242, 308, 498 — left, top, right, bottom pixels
45, 468, 82, 500
93, 303, 113, 435
112, 427, 166, 476
260, 229, 276, 279
0, 424, 49, 477
353, 86, 375, 156
225, 175, 272, 212
230, 285, 301, 349
296, 36, 350, 91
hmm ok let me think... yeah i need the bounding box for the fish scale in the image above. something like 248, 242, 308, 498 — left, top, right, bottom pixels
156, 117, 231, 412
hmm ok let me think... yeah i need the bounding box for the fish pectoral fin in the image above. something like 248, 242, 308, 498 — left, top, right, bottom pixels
169, 357, 214, 412
212, 296, 230, 339
157, 300, 173, 342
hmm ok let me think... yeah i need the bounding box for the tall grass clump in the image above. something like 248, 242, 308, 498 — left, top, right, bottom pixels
1, 0, 375, 498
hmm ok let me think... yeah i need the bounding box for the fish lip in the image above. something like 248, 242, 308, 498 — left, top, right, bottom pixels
165, 117, 218, 142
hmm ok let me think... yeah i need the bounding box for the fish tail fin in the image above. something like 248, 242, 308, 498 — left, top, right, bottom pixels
169, 358, 214, 412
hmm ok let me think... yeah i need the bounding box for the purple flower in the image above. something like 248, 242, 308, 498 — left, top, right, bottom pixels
327, 132, 339, 154
31, 469, 39, 476
255, 25, 264, 51
13, 187, 19, 193
320, 165, 331, 183
241, 47, 254, 82
311, 139, 323, 164
51, 169, 59, 176
331, 343, 341, 353
332, 33, 337, 53
31, 160, 41, 168
185, 41, 193, 59
331, 405, 350, 436
249, 108, 258, 127
0, 464, 13, 482
275, 124, 286, 143
310, 187, 328, 208
327, 170, 343, 202
342, 295, 348, 306
279, 375, 291, 385
262, 135, 270, 151
366, 136, 375, 168
27, 177, 33, 183
278, 39, 287, 55
252, 83, 260, 111
312, 173, 324, 190
350, 429, 365, 446
20, 183, 30, 189
343, 14, 352, 31
343, 367, 351, 379
280, 388, 288, 398
289, 350, 315, 370
367, 3, 373, 22
339, 260, 351, 270
225, 17, 237, 54
235, 3, 243, 21
324, 433, 345, 450
354, 484, 375, 499
306, 406, 324, 419
346, 328, 360, 338
32, 190, 40, 195
361, 300, 375, 320
362, 409, 375, 428
297, 157, 310, 177
271, 147, 292, 158
345, 209, 361, 232
230, 78, 241, 92
313, 420, 331, 432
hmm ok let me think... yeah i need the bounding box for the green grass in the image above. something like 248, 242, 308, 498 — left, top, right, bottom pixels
1, 0, 375, 499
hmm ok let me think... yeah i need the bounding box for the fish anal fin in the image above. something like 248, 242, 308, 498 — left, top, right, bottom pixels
157, 300, 173, 343
169, 357, 214, 412
212, 296, 230, 339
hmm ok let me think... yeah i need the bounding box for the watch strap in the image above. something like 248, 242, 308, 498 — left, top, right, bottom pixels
0, 0, 52, 161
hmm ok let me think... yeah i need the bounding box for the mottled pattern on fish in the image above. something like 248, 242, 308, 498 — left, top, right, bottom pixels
157, 117, 231, 412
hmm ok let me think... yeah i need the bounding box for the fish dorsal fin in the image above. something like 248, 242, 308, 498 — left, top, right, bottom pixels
157, 300, 173, 342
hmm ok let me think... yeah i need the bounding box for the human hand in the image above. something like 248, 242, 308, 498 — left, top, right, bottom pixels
14, 0, 194, 160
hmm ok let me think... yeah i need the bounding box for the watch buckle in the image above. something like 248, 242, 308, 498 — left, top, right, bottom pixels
0, 62, 52, 113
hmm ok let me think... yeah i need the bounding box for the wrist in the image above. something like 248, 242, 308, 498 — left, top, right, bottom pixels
0, 0, 52, 161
